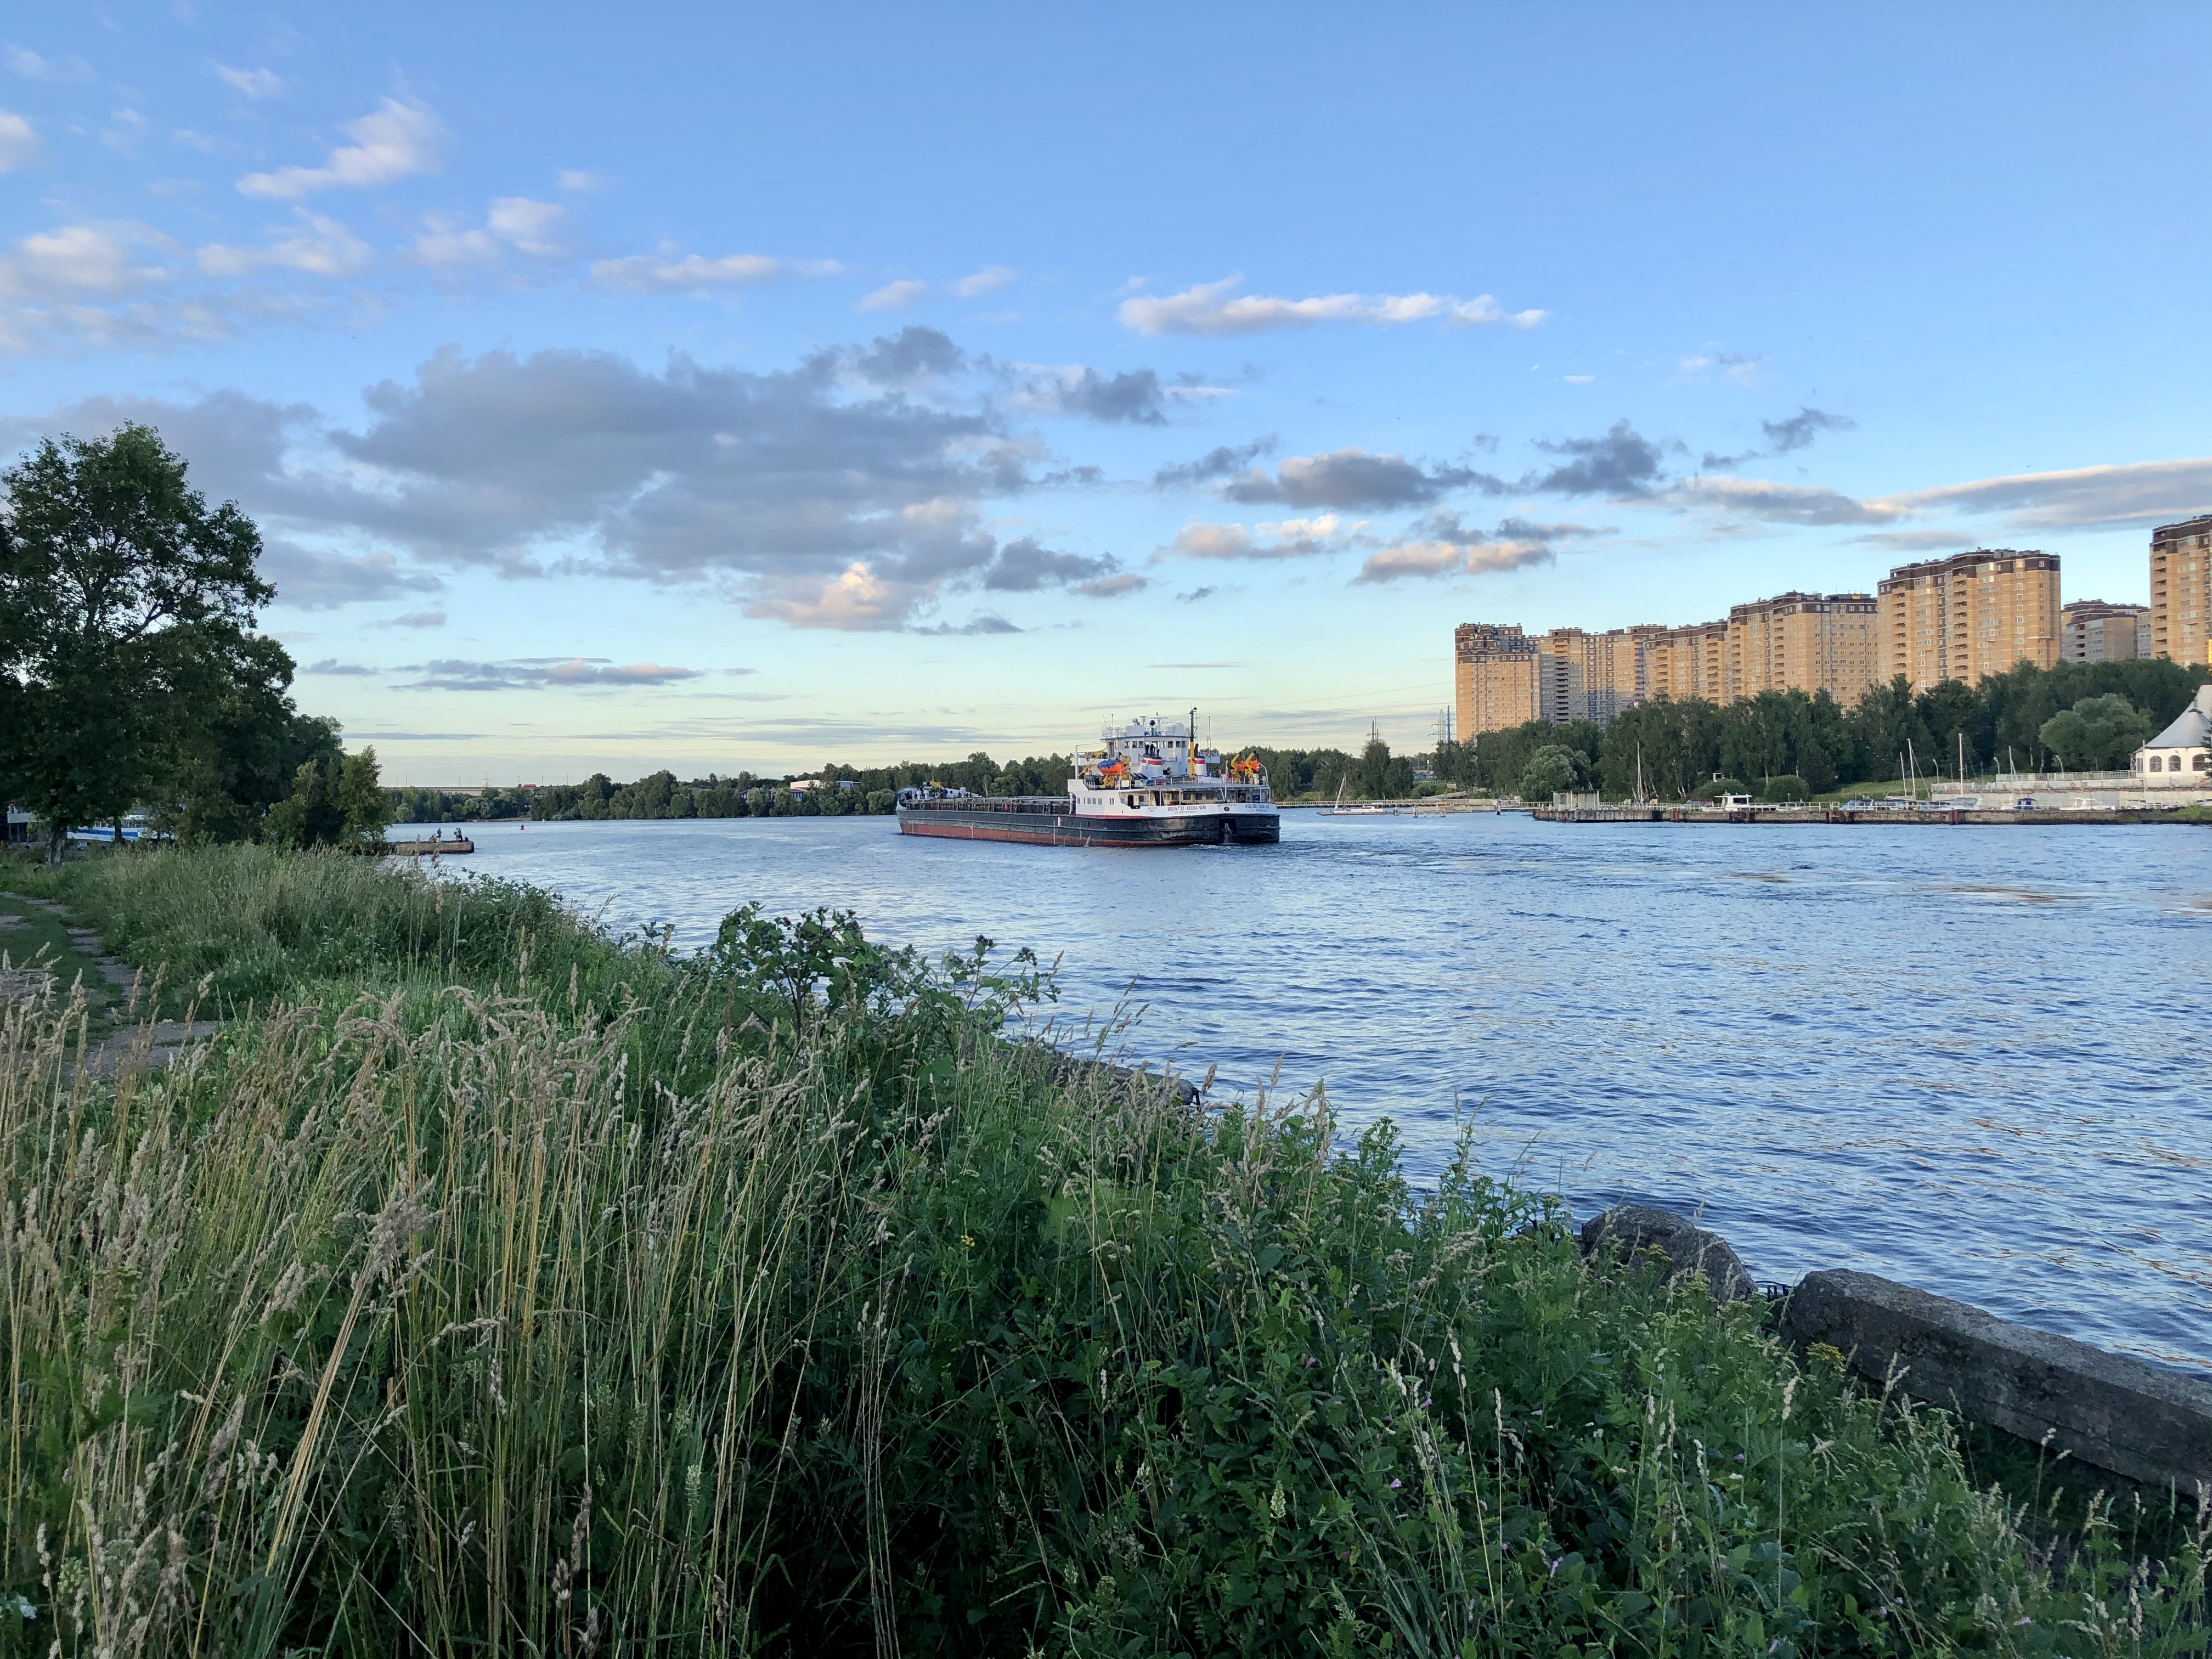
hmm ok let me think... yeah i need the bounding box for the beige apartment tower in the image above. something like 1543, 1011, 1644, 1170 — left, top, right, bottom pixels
2059, 600, 2150, 663
1453, 623, 1542, 739
1645, 619, 1730, 702
1875, 550, 2060, 690
2149, 516, 2212, 665
1725, 592, 1882, 702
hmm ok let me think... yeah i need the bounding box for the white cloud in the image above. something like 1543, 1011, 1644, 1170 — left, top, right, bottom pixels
0, 111, 37, 171
955, 264, 1016, 297
744, 562, 918, 630
101, 107, 149, 156
198, 210, 369, 278
4, 47, 92, 83
408, 199, 575, 270
1676, 351, 1764, 388
1876, 458, 2212, 531
1354, 534, 1549, 583
1351, 510, 1584, 584
857, 278, 926, 312
1158, 514, 1363, 561
556, 168, 604, 193
0, 221, 169, 300
238, 98, 442, 199
211, 63, 284, 98
1673, 475, 1901, 527
590, 250, 836, 293
1119, 274, 1545, 336
486, 196, 571, 257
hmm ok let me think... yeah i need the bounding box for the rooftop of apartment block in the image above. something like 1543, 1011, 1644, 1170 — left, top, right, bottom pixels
2151, 514, 2212, 540
1875, 549, 2057, 588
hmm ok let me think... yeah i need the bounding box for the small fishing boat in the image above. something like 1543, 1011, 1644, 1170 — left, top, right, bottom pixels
896, 712, 1280, 847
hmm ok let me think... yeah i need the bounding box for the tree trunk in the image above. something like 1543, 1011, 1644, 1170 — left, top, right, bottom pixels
44, 822, 66, 866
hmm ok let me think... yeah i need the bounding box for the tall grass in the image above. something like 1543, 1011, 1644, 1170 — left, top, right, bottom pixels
1, 847, 2204, 1656
12, 843, 662, 1019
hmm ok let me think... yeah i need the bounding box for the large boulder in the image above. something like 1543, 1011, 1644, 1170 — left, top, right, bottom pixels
1579, 1204, 1759, 1304
1782, 1269, 2212, 1493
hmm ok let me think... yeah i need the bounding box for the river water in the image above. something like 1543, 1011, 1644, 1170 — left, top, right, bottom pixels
391, 811, 2212, 1371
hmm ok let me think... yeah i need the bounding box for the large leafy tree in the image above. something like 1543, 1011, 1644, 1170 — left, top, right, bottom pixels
2037, 692, 2154, 771
1, 424, 273, 860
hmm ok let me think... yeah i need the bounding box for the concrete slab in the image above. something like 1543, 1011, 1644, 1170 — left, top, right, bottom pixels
1782, 1269, 2212, 1494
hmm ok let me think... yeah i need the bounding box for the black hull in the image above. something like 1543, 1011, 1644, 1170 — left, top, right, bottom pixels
898, 807, 1279, 847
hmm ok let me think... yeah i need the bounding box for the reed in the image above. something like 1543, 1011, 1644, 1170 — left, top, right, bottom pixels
1, 847, 2203, 1656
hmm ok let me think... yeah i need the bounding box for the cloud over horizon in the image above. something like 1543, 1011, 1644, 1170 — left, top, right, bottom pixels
392, 657, 704, 691
1353, 512, 1597, 583
1119, 275, 1544, 337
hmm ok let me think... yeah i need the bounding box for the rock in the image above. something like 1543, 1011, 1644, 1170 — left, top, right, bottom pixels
1781, 1269, 2212, 1493
1580, 1204, 1759, 1303
1048, 1052, 1200, 1105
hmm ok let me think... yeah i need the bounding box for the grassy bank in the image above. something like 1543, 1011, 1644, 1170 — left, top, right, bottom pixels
2, 847, 2204, 1656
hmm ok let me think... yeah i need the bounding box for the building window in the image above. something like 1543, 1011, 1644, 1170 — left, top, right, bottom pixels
2197, 754, 2210, 771
2149, 756, 2162, 771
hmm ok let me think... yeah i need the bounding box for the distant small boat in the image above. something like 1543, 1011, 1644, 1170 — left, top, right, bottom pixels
66, 813, 167, 844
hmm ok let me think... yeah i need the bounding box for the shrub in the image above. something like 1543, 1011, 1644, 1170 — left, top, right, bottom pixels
1762, 774, 1811, 802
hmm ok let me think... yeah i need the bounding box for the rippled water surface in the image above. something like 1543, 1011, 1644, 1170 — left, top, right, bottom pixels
394, 811, 2212, 1369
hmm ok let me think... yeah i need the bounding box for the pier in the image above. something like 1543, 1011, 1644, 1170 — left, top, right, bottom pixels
1532, 803, 2202, 826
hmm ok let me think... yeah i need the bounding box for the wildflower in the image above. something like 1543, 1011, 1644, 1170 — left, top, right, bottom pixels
2015, 1617, 2032, 1627
1389, 1479, 1402, 1489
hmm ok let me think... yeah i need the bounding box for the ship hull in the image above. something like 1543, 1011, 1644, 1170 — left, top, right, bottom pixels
897, 806, 1279, 846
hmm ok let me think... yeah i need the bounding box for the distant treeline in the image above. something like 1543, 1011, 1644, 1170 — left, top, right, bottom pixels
1444, 657, 2211, 801
520, 754, 1079, 821
382, 657, 2211, 826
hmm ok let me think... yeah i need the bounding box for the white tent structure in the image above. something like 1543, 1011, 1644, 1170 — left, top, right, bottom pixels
2134, 683, 2212, 789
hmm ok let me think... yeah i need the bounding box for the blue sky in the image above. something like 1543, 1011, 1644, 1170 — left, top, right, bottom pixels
4, 3, 2209, 780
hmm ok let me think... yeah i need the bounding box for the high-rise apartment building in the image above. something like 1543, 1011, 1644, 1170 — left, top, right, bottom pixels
1453, 624, 1543, 740
1724, 591, 1882, 702
1875, 550, 2059, 690
2149, 516, 2212, 665
1645, 619, 1731, 702
2059, 600, 2151, 663
1454, 558, 2059, 738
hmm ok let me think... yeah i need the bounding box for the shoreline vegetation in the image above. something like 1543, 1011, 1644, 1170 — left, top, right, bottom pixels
378, 658, 2212, 830
3, 845, 2205, 1655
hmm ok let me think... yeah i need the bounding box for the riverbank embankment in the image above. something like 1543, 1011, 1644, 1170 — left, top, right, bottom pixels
1537, 802, 2209, 825
2, 844, 2204, 1654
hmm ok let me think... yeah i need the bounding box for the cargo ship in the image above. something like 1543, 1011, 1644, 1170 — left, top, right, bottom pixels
896, 713, 1280, 847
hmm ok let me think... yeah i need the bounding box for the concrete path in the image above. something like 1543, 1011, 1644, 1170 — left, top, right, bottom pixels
2, 895, 223, 1081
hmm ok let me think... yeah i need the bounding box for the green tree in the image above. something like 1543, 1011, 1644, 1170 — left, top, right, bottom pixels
0, 425, 272, 861
159, 636, 342, 845
267, 747, 387, 850
1353, 732, 1415, 798
2038, 693, 2153, 771
1517, 743, 1587, 801
1762, 774, 1810, 802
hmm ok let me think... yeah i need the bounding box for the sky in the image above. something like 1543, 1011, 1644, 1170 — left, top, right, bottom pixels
4, 3, 2210, 782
